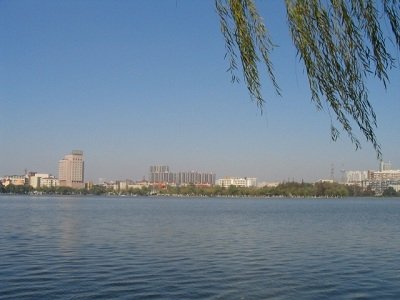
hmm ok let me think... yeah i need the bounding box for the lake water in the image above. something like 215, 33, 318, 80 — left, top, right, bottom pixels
0, 196, 399, 299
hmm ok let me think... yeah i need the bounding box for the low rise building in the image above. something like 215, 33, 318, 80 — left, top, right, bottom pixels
29, 173, 49, 189
368, 169, 400, 181
128, 181, 150, 190
365, 169, 400, 195
1, 175, 27, 186
29, 173, 58, 188
121, 181, 152, 191
216, 177, 257, 188
40, 177, 59, 188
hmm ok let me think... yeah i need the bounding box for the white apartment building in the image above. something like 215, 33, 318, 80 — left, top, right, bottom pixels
216, 177, 257, 188
365, 169, 400, 194
368, 169, 400, 181
379, 160, 392, 171
58, 150, 85, 189
29, 173, 49, 189
345, 170, 369, 185
40, 177, 59, 188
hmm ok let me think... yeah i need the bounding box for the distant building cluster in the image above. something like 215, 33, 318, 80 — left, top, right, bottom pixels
149, 165, 216, 186
1, 153, 263, 192
345, 160, 400, 195
366, 169, 400, 194
99, 166, 258, 192
0, 150, 85, 190
1, 175, 29, 187
101, 179, 150, 191
3, 152, 399, 196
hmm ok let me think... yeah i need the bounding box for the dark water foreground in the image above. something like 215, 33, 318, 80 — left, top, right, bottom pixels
1, 196, 399, 299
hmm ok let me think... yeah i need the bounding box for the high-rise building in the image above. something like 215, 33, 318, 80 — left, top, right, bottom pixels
149, 165, 170, 183
58, 150, 84, 188
149, 165, 216, 186
176, 171, 216, 186
345, 170, 368, 186
379, 160, 392, 171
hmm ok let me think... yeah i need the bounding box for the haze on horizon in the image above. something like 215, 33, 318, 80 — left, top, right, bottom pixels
1, 1, 399, 183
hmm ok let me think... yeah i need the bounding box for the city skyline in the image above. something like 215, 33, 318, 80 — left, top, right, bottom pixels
1, 1, 399, 182
2, 156, 400, 196
2, 151, 397, 186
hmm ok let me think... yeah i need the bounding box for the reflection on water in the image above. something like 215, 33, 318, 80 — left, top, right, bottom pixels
0, 196, 399, 299
58, 199, 81, 257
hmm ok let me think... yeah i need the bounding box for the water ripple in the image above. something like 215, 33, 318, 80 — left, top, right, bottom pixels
1, 196, 400, 299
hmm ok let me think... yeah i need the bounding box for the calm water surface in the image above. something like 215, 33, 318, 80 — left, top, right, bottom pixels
0, 196, 399, 299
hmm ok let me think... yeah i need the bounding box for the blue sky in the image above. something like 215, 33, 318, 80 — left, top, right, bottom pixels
1, 0, 399, 183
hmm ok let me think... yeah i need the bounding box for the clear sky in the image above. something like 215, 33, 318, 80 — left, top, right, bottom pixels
1, 0, 399, 183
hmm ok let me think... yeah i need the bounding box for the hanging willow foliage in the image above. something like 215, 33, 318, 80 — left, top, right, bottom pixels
216, 0, 400, 158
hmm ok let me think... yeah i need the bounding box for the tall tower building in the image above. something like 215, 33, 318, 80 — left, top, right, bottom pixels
58, 150, 85, 188
379, 160, 392, 172
149, 165, 170, 183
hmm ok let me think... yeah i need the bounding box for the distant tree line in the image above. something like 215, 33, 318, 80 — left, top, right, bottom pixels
155, 182, 378, 197
0, 184, 148, 196
2, 181, 398, 197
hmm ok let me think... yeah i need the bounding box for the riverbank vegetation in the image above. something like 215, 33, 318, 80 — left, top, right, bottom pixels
1, 181, 398, 197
